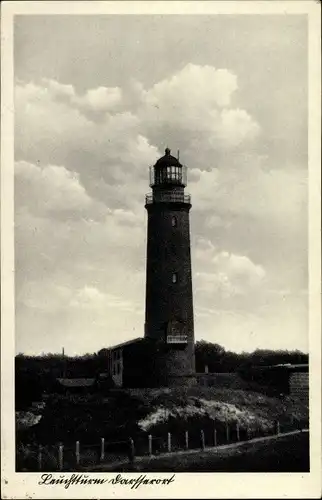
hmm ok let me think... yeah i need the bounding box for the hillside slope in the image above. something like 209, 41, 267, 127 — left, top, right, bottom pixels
18, 386, 308, 446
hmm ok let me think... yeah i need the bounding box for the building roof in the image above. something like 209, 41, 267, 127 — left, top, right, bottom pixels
99, 337, 144, 353
57, 378, 96, 387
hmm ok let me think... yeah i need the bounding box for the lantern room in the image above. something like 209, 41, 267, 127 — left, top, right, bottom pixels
149, 148, 187, 187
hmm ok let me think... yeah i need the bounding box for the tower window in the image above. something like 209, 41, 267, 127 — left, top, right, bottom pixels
172, 273, 177, 283
171, 216, 177, 227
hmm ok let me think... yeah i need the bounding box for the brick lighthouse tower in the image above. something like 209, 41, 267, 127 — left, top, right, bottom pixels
144, 148, 196, 386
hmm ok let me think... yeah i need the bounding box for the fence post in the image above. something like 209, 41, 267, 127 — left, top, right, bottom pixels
200, 430, 205, 451
75, 441, 80, 467
58, 443, 64, 471
167, 432, 171, 453
100, 438, 105, 462
213, 428, 217, 447
225, 422, 230, 443
129, 438, 135, 464
148, 434, 152, 456
37, 445, 43, 471
184, 430, 189, 450
276, 420, 280, 435
236, 423, 240, 442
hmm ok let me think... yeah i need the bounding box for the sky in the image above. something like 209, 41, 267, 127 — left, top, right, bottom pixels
14, 14, 308, 355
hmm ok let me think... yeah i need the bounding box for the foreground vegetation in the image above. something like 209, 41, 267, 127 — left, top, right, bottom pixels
16, 385, 308, 471
17, 386, 308, 445
15, 341, 308, 471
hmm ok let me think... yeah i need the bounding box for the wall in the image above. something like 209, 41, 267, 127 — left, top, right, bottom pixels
289, 372, 309, 399
196, 372, 247, 390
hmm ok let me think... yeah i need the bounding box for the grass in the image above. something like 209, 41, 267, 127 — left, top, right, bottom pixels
16, 386, 308, 471
129, 387, 308, 439
108, 432, 310, 473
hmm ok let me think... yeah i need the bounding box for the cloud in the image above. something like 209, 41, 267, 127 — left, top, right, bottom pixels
189, 152, 306, 220
188, 150, 307, 294
16, 279, 144, 355
15, 160, 107, 221
77, 86, 123, 112
213, 251, 266, 285
195, 238, 265, 299
13, 63, 307, 354
15, 79, 159, 188
142, 64, 238, 124
23, 78, 123, 114
15, 64, 261, 194
70, 285, 137, 313
139, 63, 260, 157
216, 108, 260, 148
17, 281, 72, 313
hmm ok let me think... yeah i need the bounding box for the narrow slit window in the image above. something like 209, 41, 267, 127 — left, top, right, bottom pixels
172, 273, 177, 283
171, 216, 177, 227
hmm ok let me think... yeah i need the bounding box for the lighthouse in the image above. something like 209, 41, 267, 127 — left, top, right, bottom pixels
144, 148, 196, 386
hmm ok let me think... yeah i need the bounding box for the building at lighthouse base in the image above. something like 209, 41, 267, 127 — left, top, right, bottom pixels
98, 336, 196, 388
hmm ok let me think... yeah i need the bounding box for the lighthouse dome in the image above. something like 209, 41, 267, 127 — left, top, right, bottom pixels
155, 148, 182, 168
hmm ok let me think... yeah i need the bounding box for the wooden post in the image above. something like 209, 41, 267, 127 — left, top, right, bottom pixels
226, 422, 230, 443
37, 445, 43, 471
213, 428, 217, 447
75, 441, 80, 466
100, 438, 105, 462
148, 434, 152, 456
129, 438, 135, 463
184, 430, 189, 450
247, 427, 251, 440
200, 430, 205, 451
236, 423, 240, 442
58, 443, 64, 471
167, 432, 171, 453
276, 421, 280, 435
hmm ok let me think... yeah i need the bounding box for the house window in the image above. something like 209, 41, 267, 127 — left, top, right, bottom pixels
171, 216, 177, 227
172, 273, 177, 283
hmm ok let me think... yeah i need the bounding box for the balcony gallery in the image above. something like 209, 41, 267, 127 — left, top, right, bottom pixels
145, 192, 191, 205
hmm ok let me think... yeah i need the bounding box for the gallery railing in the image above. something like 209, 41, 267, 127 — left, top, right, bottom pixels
145, 193, 191, 205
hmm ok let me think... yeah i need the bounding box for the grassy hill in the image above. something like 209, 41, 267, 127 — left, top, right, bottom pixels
127, 386, 308, 444
17, 386, 308, 449
16, 386, 308, 471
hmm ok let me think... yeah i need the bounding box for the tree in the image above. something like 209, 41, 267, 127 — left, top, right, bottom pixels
195, 341, 226, 372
